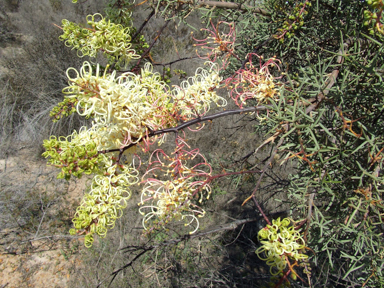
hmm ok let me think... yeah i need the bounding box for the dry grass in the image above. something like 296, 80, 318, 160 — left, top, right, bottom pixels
0, 29, 90, 157
0, 0, 106, 157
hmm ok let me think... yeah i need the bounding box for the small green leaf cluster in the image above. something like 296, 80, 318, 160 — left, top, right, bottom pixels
59, 13, 140, 66
70, 161, 139, 248
105, 0, 134, 28
135, 34, 150, 55
173, 69, 187, 79
161, 67, 172, 84
49, 98, 78, 122
275, 1, 311, 41
160, 68, 188, 84
255, 218, 308, 276
42, 130, 102, 180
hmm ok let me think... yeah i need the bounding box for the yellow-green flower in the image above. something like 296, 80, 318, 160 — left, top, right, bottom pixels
256, 217, 308, 275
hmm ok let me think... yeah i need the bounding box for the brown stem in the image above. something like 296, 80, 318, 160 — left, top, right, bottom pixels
152, 56, 199, 66
52, 23, 63, 30
131, 9, 155, 42
303, 193, 315, 241
196, 0, 271, 17
132, 17, 171, 70
305, 38, 352, 114
252, 195, 271, 225
98, 105, 268, 155
274, 268, 291, 288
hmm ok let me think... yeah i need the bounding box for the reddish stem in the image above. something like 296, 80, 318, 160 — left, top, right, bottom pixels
252, 195, 271, 225
274, 269, 291, 288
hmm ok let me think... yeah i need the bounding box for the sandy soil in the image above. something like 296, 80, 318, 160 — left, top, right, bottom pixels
0, 147, 89, 288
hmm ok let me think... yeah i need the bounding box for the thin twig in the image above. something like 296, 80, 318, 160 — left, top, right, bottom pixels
224, 223, 245, 246
132, 17, 172, 70
252, 196, 271, 225
34, 202, 49, 239
196, 0, 271, 17
151, 56, 199, 66
131, 9, 155, 42
303, 193, 315, 241
242, 137, 285, 207
103, 248, 149, 288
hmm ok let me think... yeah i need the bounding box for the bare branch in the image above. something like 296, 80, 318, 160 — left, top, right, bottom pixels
131, 16, 172, 70
305, 38, 353, 114
131, 9, 155, 42
242, 137, 285, 220
196, 0, 271, 17
152, 56, 199, 66
99, 105, 269, 154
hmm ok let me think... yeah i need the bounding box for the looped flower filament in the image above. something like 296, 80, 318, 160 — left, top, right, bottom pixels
255, 217, 308, 276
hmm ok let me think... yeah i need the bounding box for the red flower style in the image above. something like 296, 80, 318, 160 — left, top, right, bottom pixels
226, 54, 282, 108
192, 20, 239, 68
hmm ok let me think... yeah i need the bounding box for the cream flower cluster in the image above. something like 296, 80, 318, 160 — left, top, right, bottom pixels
139, 177, 210, 234
231, 70, 279, 107
70, 155, 139, 248
44, 124, 140, 247
63, 62, 174, 150
255, 217, 308, 275
138, 146, 212, 234
239, 73, 278, 104
62, 61, 226, 150
172, 62, 227, 118
60, 13, 140, 66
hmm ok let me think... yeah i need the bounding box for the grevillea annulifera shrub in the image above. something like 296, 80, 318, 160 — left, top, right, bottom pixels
44, 8, 230, 247
43, 56, 226, 243
43, 0, 384, 286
